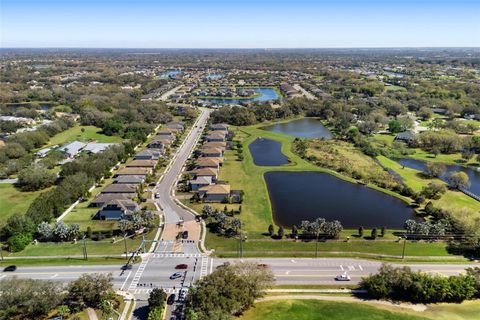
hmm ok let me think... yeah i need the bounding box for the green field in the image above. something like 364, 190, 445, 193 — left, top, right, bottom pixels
0, 184, 46, 224
46, 125, 123, 147
239, 299, 428, 320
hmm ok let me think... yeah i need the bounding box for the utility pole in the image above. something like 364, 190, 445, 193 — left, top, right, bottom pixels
315, 232, 320, 258
238, 222, 243, 258
83, 236, 88, 260
401, 236, 407, 259
123, 233, 128, 260
0, 241, 3, 261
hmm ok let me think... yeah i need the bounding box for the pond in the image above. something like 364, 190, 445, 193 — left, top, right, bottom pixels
201, 87, 279, 104
262, 118, 333, 139
396, 158, 480, 197
249, 138, 289, 166
264, 171, 414, 228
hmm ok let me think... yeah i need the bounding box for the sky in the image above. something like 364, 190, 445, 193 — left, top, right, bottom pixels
1, 0, 479, 48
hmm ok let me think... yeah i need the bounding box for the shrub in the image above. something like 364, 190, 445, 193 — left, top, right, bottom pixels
7, 233, 33, 252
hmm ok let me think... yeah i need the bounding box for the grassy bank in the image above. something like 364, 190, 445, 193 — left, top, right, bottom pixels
45, 125, 123, 147
239, 299, 428, 320
0, 184, 47, 224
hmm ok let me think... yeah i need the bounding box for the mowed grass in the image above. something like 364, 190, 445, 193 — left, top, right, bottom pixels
0, 184, 46, 224
46, 125, 123, 147
239, 300, 428, 320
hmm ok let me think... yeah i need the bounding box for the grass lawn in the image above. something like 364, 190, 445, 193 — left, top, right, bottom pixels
239, 300, 428, 320
45, 125, 123, 147
0, 184, 46, 225
421, 300, 480, 320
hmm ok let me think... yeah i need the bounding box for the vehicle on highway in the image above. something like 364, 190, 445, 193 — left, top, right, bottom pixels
3, 265, 17, 272
121, 264, 133, 270
167, 293, 176, 305
335, 273, 351, 281
175, 264, 188, 269
182, 230, 189, 239
170, 272, 183, 280
155, 193, 160, 198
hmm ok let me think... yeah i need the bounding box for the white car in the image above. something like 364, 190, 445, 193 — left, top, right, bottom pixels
335, 273, 351, 281
154, 193, 160, 199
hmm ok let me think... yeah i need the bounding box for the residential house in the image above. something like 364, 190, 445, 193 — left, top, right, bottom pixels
96, 199, 139, 220
205, 132, 226, 142
203, 141, 227, 150
126, 159, 157, 168
101, 184, 137, 194
190, 167, 218, 182
89, 193, 135, 207
198, 184, 231, 202
156, 128, 176, 139
134, 149, 162, 160
84, 143, 117, 154
116, 167, 152, 176
210, 123, 229, 132
394, 131, 416, 143
188, 176, 212, 191
114, 175, 145, 184
60, 141, 86, 158
200, 147, 224, 158
147, 140, 165, 150
195, 157, 221, 169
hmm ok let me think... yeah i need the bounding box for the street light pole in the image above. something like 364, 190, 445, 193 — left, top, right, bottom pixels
0, 241, 3, 261
124, 233, 128, 260
315, 232, 319, 258
83, 236, 88, 260
401, 236, 407, 259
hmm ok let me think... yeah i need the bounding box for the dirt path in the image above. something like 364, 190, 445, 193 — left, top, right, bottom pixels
259, 294, 427, 312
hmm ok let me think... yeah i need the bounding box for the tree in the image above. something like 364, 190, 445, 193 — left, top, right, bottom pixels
53, 221, 69, 242
424, 162, 447, 178
36, 221, 52, 241
388, 119, 402, 133
16, 165, 56, 191
380, 226, 386, 237
185, 262, 274, 320
118, 219, 131, 234
66, 273, 114, 309
202, 204, 214, 217
277, 226, 284, 239
7, 233, 33, 252
358, 226, 364, 237
447, 171, 470, 189
0, 278, 63, 319
371, 228, 378, 240
421, 182, 447, 199
148, 288, 166, 309
268, 224, 274, 236
404, 219, 417, 234
291, 225, 298, 237
147, 307, 164, 320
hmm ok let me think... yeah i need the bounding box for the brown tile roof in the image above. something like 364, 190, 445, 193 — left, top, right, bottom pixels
126, 159, 157, 168
201, 147, 223, 154
116, 167, 151, 175
203, 141, 226, 149
90, 193, 135, 206
195, 157, 221, 166
199, 184, 231, 195
190, 167, 218, 177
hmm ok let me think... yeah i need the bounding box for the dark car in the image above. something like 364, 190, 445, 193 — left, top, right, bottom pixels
167, 293, 176, 305
170, 272, 183, 280
182, 230, 189, 239
175, 264, 188, 269
3, 265, 17, 272
121, 264, 133, 270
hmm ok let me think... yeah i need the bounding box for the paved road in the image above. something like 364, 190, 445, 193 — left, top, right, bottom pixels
154, 107, 211, 224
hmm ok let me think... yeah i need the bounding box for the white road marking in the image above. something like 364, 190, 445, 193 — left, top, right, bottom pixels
120, 271, 132, 291
209, 258, 214, 274
358, 265, 363, 271
0, 275, 6, 280
285, 271, 290, 275
50, 274, 58, 279
340, 265, 344, 271
348, 265, 355, 271
291, 259, 297, 263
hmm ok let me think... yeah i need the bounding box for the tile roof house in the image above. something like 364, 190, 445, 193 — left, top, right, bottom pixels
195, 157, 221, 169
114, 175, 145, 184
96, 199, 140, 220
394, 131, 416, 142
190, 167, 218, 181
156, 128, 176, 138
210, 123, 229, 131
126, 159, 157, 168
134, 149, 162, 160
205, 133, 226, 142
89, 193, 135, 207
200, 147, 224, 157
198, 184, 231, 202
203, 141, 227, 150
84, 143, 117, 154
188, 176, 212, 191
101, 184, 137, 194
147, 140, 165, 149
116, 167, 152, 176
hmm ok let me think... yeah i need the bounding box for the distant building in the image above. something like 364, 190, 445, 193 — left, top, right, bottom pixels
394, 131, 416, 142
210, 123, 229, 132
197, 184, 231, 202
84, 142, 116, 154
60, 141, 86, 158
114, 175, 145, 184
96, 199, 140, 220
134, 149, 162, 160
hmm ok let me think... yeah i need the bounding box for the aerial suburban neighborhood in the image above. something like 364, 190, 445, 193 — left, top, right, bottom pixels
1, 1, 480, 320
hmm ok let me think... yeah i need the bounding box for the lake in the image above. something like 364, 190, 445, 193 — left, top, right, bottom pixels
201, 87, 279, 104
249, 138, 289, 166
263, 118, 333, 139
397, 158, 480, 197
265, 171, 414, 228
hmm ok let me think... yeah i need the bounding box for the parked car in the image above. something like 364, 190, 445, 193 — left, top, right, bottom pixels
170, 272, 183, 280
182, 230, 189, 239
154, 193, 160, 199
175, 264, 188, 269
335, 273, 351, 281
167, 294, 176, 305
3, 265, 16, 272
178, 289, 187, 301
